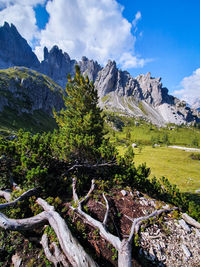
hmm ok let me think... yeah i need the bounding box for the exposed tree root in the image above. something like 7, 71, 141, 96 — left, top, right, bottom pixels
70, 178, 178, 267
0, 188, 38, 210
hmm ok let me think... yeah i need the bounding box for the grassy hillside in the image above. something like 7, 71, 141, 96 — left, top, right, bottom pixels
0, 107, 57, 135
118, 145, 200, 193
105, 112, 200, 194
0, 67, 63, 135
105, 112, 200, 147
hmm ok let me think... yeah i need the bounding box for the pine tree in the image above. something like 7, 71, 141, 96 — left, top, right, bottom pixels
54, 65, 106, 162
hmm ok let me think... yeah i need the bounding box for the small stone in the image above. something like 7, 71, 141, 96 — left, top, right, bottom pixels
181, 244, 191, 258
132, 143, 137, 148
12, 254, 22, 267
195, 228, 200, 238
149, 247, 156, 261
121, 190, 127, 196
160, 242, 166, 249
178, 219, 191, 233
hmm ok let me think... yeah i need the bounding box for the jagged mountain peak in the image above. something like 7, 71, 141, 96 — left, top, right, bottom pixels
0, 21, 199, 126
0, 22, 40, 69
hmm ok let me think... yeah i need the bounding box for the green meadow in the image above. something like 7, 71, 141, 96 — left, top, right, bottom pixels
105, 113, 200, 194
118, 145, 200, 193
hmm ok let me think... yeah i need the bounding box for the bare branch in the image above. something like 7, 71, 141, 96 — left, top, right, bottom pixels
37, 198, 98, 267
65, 161, 117, 174
52, 242, 69, 267
40, 233, 59, 266
72, 177, 81, 209
70, 179, 121, 249
70, 205, 121, 250
127, 207, 178, 243
182, 213, 200, 229
80, 179, 96, 205
102, 193, 109, 228
0, 190, 11, 201
0, 188, 38, 210
0, 211, 48, 230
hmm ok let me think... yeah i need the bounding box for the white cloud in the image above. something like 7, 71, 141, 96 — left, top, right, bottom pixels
132, 11, 142, 28
35, 0, 148, 68
173, 68, 200, 104
119, 52, 152, 69
0, 0, 45, 43
0, 0, 149, 70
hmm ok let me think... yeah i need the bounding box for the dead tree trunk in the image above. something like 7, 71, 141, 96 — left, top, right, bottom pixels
0, 189, 98, 267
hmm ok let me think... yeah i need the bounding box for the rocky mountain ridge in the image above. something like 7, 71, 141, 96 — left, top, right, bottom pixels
0, 22, 199, 126
191, 97, 200, 111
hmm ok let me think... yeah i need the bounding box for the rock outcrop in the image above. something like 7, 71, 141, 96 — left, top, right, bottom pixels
0, 22, 40, 69
0, 67, 64, 114
191, 98, 200, 111
39, 46, 76, 88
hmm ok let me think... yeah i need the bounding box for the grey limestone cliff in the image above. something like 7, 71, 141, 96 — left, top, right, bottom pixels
0, 22, 40, 69
39, 46, 76, 88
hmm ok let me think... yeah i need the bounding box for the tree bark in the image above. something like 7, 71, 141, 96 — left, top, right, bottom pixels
118, 239, 132, 267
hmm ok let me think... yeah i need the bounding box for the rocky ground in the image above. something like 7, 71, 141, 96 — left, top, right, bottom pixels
66, 188, 200, 266
1, 186, 200, 266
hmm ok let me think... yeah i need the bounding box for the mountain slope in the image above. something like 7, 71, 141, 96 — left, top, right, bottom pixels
0, 22, 199, 126
0, 22, 40, 69
0, 67, 64, 133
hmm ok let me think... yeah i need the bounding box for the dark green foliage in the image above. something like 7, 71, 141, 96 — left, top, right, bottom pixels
54, 65, 111, 162
190, 153, 200, 160
192, 136, 199, 147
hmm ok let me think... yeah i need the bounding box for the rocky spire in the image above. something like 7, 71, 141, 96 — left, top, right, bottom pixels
0, 22, 40, 68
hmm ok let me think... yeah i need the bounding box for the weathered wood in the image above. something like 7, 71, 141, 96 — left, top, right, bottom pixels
71, 178, 179, 267
37, 198, 98, 267
52, 242, 69, 267
80, 179, 96, 205
182, 213, 200, 229
0, 211, 48, 230
71, 179, 121, 250
0, 188, 38, 210
102, 193, 109, 228
40, 233, 59, 266
0, 190, 11, 201
118, 239, 132, 267
65, 161, 117, 174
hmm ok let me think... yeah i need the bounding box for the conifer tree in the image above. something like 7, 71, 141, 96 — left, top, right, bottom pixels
54, 65, 106, 162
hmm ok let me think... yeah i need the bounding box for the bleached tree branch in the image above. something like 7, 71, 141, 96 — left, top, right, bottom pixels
80, 179, 96, 205
102, 193, 109, 228
70, 179, 121, 250
0, 190, 11, 201
40, 233, 59, 266
0, 211, 48, 231
52, 242, 69, 267
37, 198, 98, 267
125, 207, 178, 243
0, 188, 38, 210
65, 161, 117, 174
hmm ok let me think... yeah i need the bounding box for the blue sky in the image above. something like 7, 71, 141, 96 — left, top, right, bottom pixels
0, 0, 200, 103
118, 0, 200, 93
